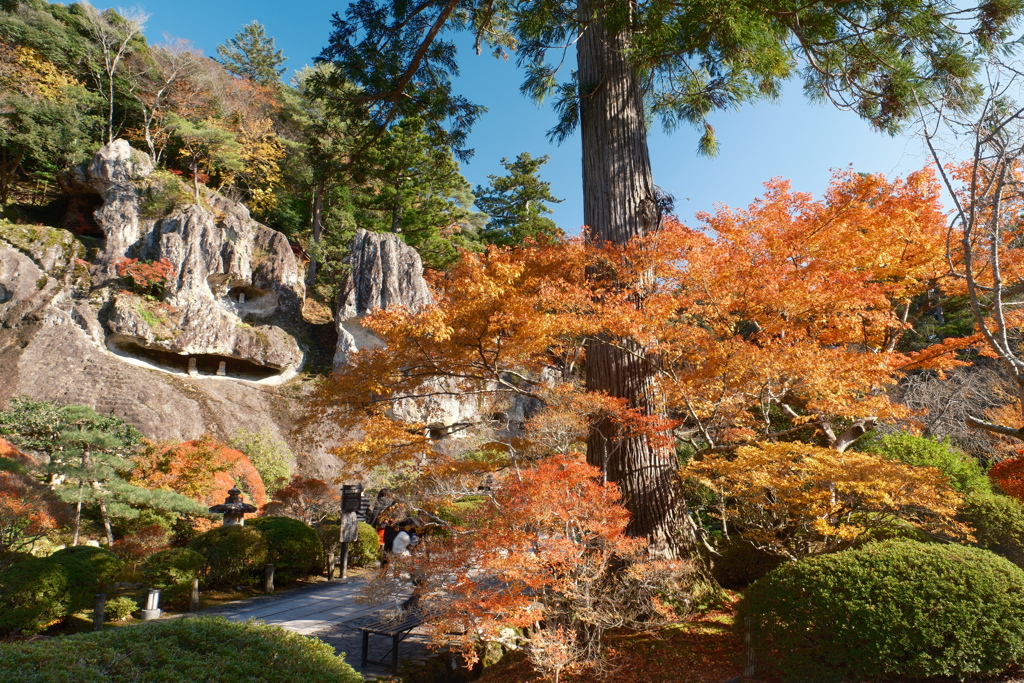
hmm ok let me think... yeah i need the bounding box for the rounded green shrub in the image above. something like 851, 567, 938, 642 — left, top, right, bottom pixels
962, 491, 1024, 568
864, 433, 990, 494
49, 546, 124, 589
739, 540, 1024, 681
104, 596, 137, 622
187, 525, 268, 587
141, 548, 205, 607
0, 556, 97, 634
351, 521, 381, 567
248, 516, 324, 582
0, 616, 364, 682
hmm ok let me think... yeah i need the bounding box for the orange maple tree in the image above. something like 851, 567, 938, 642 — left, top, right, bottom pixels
390, 455, 688, 673
0, 470, 69, 566
132, 435, 266, 508
312, 167, 969, 482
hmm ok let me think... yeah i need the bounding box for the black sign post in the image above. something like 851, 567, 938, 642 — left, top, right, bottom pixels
339, 484, 363, 579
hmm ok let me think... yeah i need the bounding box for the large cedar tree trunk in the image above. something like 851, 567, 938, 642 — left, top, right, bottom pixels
577, 0, 705, 563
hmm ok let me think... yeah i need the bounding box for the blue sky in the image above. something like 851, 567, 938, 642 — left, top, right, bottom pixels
128, 0, 937, 231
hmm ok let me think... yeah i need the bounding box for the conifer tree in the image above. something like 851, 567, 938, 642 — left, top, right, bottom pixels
216, 21, 286, 87
475, 152, 562, 247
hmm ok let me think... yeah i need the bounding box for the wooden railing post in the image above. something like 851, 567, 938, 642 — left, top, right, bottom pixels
93, 593, 105, 631
743, 616, 756, 678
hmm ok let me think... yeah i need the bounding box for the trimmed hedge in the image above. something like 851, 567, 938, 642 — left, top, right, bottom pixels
48, 546, 124, 589
0, 556, 97, 635
963, 491, 1024, 569
352, 521, 381, 567
188, 525, 268, 587
864, 433, 990, 494
141, 548, 205, 606
248, 516, 324, 583
0, 616, 364, 682
739, 540, 1024, 681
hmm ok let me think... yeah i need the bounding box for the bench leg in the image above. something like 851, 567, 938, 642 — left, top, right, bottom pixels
392, 632, 400, 674
361, 630, 369, 669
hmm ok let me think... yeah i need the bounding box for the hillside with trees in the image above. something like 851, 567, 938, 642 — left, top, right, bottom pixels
3, 0, 1024, 681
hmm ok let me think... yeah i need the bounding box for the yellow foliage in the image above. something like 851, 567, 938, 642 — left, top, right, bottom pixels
0, 45, 81, 101
688, 442, 968, 559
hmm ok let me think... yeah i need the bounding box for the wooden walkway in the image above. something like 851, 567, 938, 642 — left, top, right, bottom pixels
200, 578, 432, 679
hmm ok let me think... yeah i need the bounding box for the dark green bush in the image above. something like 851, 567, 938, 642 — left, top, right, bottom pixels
48, 546, 124, 589
248, 516, 324, 582
187, 525, 268, 587
0, 616, 364, 682
351, 521, 381, 567
864, 433, 990, 494
141, 547, 205, 607
739, 540, 1024, 681
0, 556, 97, 635
962, 491, 1024, 569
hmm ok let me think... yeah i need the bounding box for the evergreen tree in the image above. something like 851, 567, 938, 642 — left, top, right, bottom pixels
475, 152, 562, 247
165, 113, 244, 202
352, 117, 485, 269
216, 21, 286, 86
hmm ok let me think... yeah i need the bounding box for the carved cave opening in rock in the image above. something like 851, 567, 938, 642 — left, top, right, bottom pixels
227, 285, 267, 304
64, 194, 105, 239
109, 339, 282, 380
0, 284, 9, 303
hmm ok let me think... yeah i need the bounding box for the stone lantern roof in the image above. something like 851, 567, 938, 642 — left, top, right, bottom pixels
209, 486, 258, 525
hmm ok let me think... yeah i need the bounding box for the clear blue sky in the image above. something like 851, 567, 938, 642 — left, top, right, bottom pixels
127, 0, 937, 232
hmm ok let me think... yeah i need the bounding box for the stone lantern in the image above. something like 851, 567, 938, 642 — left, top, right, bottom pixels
209, 486, 257, 526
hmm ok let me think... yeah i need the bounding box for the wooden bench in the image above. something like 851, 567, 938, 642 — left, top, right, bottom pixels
358, 610, 426, 674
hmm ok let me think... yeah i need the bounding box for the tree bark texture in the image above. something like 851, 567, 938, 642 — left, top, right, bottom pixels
577, 0, 703, 563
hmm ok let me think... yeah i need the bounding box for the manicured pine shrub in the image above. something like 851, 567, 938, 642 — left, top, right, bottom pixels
0, 616, 364, 682
0, 555, 97, 635
739, 539, 1024, 681
864, 433, 991, 494
48, 546, 124, 589
351, 521, 381, 567
140, 547, 205, 607
248, 516, 324, 582
187, 525, 268, 587
962, 491, 1024, 569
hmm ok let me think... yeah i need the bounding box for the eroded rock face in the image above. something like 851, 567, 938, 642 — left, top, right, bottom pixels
0, 179, 339, 479
334, 229, 431, 366
59, 141, 305, 378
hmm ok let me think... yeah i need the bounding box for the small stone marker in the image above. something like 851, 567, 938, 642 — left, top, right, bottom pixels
216, 361, 226, 376
190, 578, 200, 612
326, 552, 335, 581
93, 593, 105, 631
264, 563, 275, 594
187, 357, 198, 376
140, 588, 161, 620
239, 291, 246, 304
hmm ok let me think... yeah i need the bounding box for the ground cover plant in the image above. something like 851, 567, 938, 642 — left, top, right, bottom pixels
0, 617, 364, 682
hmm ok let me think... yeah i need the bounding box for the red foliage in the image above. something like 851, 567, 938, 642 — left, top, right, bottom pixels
0, 438, 35, 468
405, 455, 689, 669
110, 524, 170, 561
990, 455, 1024, 500
261, 476, 339, 525
0, 470, 69, 561
114, 257, 176, 295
